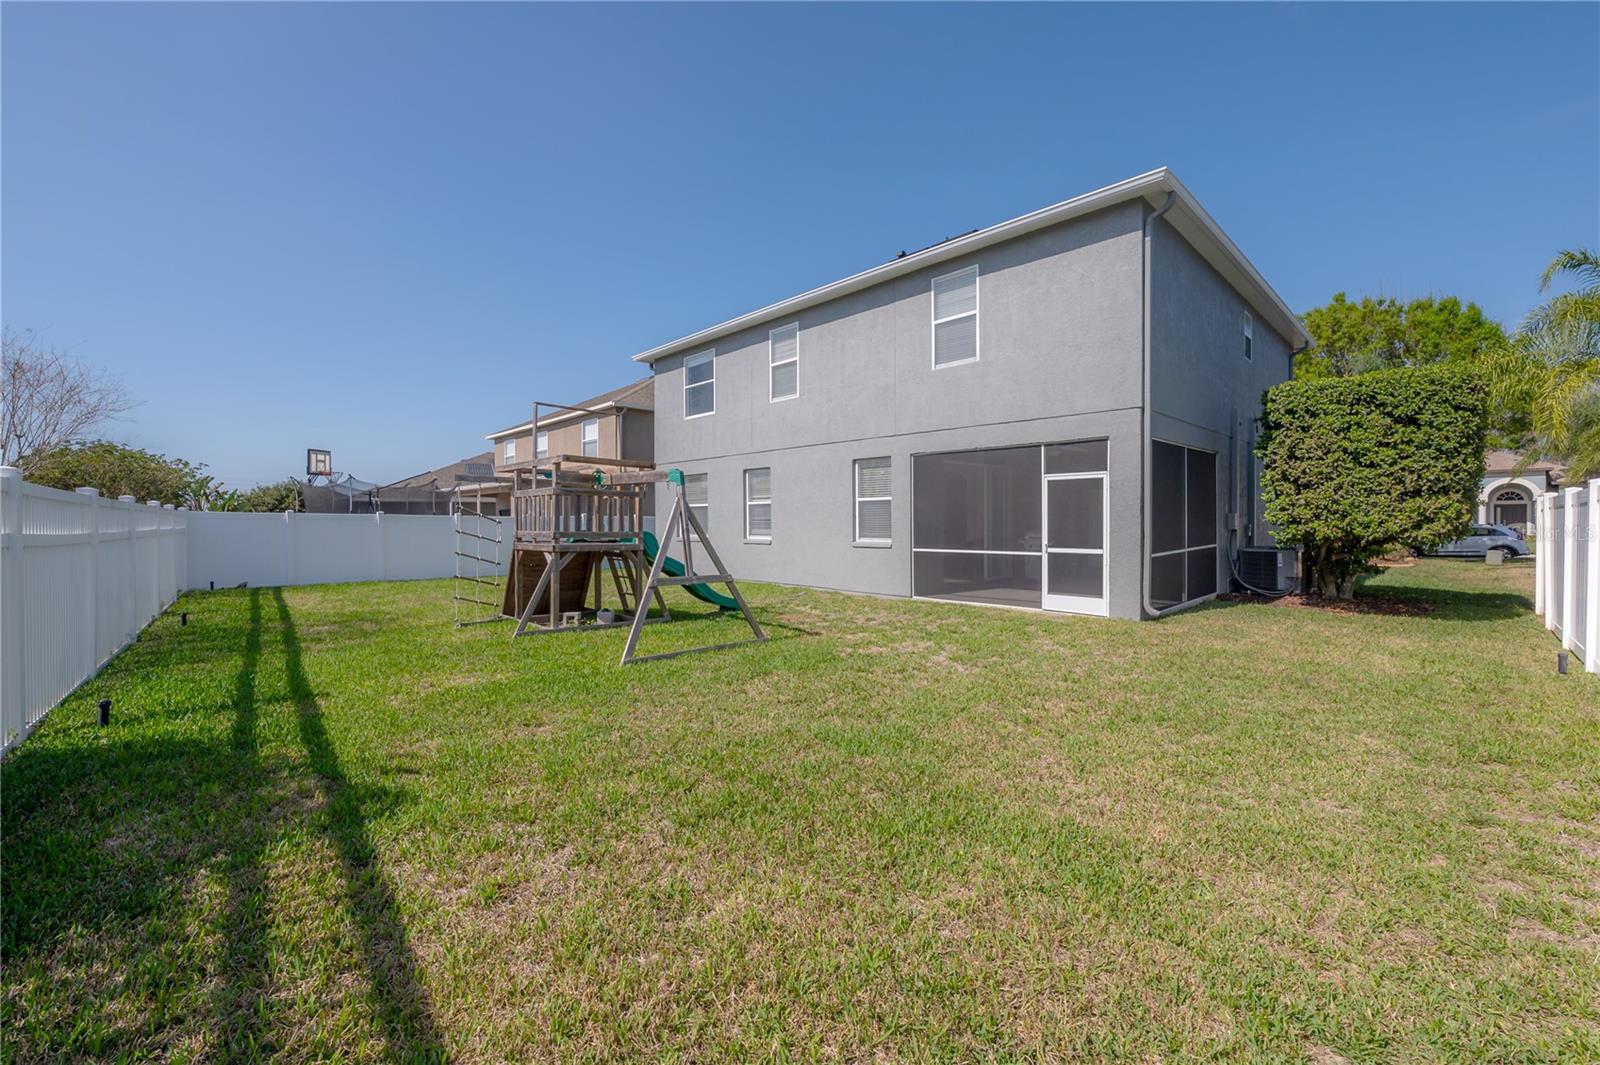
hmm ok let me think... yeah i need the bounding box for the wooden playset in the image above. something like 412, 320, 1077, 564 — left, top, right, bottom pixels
499, 447, 765, 665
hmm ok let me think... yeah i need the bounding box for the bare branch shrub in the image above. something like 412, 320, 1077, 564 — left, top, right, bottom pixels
1, 329, 135, 472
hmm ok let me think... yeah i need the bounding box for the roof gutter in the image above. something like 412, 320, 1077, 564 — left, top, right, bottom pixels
1141, 191, 1180, 620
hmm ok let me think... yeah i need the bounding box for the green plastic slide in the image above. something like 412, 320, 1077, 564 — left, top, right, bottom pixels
640, 530, 738, 610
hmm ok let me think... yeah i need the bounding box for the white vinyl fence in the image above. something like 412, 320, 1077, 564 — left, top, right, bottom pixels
1535, 480, 1600, 675
2, 467, 505, 755
183, 509, 478, 590
1, 469, 187, 754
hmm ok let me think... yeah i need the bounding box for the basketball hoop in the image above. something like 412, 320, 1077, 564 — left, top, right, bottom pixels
307, 448, 333, 478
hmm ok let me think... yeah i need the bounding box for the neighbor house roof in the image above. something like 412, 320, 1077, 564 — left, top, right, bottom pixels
486, 377, 654, 441
1484, 449, 1564, 476
384, 451, 502, 490
630, 167, 1311, 365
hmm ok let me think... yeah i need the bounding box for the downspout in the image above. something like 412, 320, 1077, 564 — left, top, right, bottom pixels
1140, 191, 1179, 619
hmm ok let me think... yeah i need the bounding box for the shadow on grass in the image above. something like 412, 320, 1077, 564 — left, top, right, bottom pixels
0, 594, 281, 964
272, 589, 445, 1061
1187, 564, 1533, 623
1363, 560, 1535, 620
213, 589, 276, 1057
3, 593, 288, 1064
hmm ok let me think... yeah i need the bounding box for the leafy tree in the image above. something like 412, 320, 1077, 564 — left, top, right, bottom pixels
1295, 294, 1404, 378
1296, 293, 1506, 379
24, 440, 207, 506
236, 480, 302, 512
1258, 366, 1487, 599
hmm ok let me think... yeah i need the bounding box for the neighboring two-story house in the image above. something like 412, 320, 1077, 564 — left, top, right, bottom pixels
477, 378, 655, 515
633, 169, 1309, 619
487, 377, 655, 471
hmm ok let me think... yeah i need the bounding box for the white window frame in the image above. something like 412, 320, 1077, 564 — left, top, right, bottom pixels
744, 467, 772, 542
580, 418, 600, 457
769, 323, 800, 403
1243, 312, 1254, 362
502, 438, 517, 463
535, 430, 549, 459
678, 473, 710, 540
854, 457, 892, 545
684, 349, 715, 419
683, 472, 709, 540
931, 264, 980, 370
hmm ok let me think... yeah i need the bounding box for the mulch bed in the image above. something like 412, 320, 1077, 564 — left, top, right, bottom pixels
1217, 592, 1436, 617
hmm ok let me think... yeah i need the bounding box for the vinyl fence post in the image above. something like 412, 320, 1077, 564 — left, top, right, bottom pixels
176, 506, 188, 592
1562, 487, 1580, 651
76, 488, 100, 677
1587, 480, 1599, 674
284, 509, 294, 586
375, 508, 387, 581
1543, 494, 1557, 633
119, 495, 137, 643
1534, 493, 1546, 618
162, 505, 176, 606
1, 467, 25, 751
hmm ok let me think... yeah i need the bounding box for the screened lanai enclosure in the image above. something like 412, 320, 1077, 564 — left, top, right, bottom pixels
909, 438, 1219, 616
1149, 441, 1219, 611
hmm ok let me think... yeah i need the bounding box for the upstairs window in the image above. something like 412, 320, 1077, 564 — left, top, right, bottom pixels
932, 265, 979, 368
854, 457, 892, 544
684, 472, 709, 536
581, 418, 600, 456
684, 350, 715, 418
502, 438, 516, 463
745, 468, 772, 540
1243, 312, 1254, 361
769, 323, 799, 402
535, 430, 549, 459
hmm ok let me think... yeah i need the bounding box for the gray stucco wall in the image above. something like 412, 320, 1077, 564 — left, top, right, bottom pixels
618, 408, 655, 465
649, 199, 1293, 619
1149, 214, 1295, 574
658, 409, 1144, 616
651, 201, 1148, 618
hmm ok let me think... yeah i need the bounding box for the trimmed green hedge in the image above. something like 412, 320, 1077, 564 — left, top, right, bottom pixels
1258, 366, 1487, 597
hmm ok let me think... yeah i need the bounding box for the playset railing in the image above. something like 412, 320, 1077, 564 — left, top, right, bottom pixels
509, 455, 652, 545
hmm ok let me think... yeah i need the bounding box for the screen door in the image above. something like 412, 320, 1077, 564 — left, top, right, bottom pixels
1042, 472, 1108, 615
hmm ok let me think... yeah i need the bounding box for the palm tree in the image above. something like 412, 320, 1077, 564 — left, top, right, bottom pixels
1529, 248, 1600, 340
1490, 247, 1600, 480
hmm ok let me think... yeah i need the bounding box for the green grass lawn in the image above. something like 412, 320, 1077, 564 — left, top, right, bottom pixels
2, 559, 1597, 1062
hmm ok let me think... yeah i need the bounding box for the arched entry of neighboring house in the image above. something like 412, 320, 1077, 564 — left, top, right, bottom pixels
1491, 486, 1530, 531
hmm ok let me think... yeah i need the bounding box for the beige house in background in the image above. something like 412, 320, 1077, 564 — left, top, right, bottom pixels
486, 376, 655, 477
1478, 449, 1563, 534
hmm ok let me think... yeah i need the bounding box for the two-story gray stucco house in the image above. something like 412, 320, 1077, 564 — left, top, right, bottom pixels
634, 169, 1310, 619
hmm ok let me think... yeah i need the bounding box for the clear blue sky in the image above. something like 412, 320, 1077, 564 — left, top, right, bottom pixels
4, 3, 1597, 488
